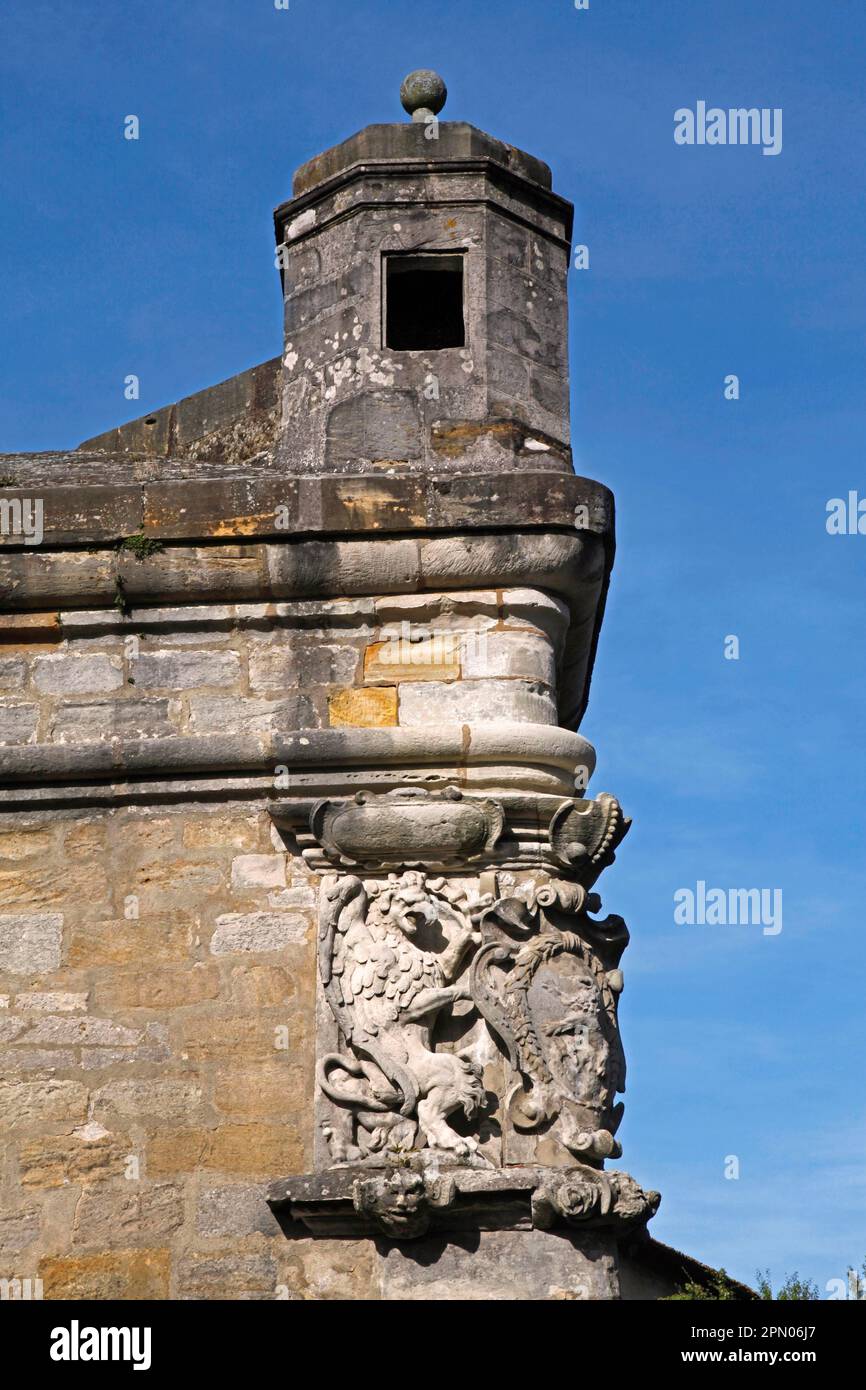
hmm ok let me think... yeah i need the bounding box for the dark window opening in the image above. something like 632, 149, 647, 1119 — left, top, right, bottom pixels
385, 254, 465, 351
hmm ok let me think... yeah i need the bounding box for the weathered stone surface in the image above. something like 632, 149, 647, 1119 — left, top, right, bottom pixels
0, 702, 38, 744
32, 653, 123, 694
398, 677, 557, 726
230, 854, 287, 890
364, 635, 460, 683
0, 656, 26, 690
147, 1123, 304, 1178
14, 991, 88, 1012
72, 1184, 185, 1247
39, 1249, 170, 1300
93, 964, 221, 1011
0, 826, 57, 859
131, 649, 241, 690
0, 1208, 40, 1256
68, 916, 193, 967
328, 686, 398, 727
91, 1079, 204, 1125
196, 1185, 281, 1238
209, 911, 309, 954
175, 1251, 278, 1300
378, 1228, 619, 1300
213, 1063, 301, 1118
0, 912, 63, 973
0, 1079, 89, 1129
19, 1130, 133, 1189
49, 697, 179, 743
187, 693, 316, 734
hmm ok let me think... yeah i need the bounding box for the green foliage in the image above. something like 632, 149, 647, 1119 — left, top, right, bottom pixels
664, 1271, 740, 1301
116, 530, 164, 561
756, 1269, 820, 1301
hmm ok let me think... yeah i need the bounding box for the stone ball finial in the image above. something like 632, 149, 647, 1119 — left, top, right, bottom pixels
400, 69, 447, 123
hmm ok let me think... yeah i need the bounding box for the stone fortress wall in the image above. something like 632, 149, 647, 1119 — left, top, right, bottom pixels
0, 72, 732, 1301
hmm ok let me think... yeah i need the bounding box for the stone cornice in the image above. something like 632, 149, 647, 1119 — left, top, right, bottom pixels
0, 470, 612, 548
0, 723, 595, 807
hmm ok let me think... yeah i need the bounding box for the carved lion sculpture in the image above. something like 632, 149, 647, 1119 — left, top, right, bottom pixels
317, 871, 489, 1162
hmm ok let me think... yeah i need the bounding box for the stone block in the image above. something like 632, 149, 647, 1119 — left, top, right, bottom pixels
364, 635, 460, 683
0, 860, 108, 910
13, 991, 88, 1012
196, 1185, 281, 1239
0, 1079, 89, 1130
210, 912, 309, 955
0, 912, 63, 974
0, 827, 57, 860
230, 855, 287, 890
19, 1130, 133, 1189
91, 1079, 204, 1125
397, 678, 557, 726
49, 697, 178, 743
146, 1123, 304, 1178
182, 814, 261, 851
460, 630, 556, 685
68, 916, 193, 967
0, 656, 26, 690
72, 1184, 185, 1247
23, 1016, 144, 1047
130, 649, 241, 690
39, 1250, 170, 1300
32, 653, 123, 695
175, 1251, 278, 1300
187, 694, 315, 734
328, 686, 397, 727
212, 1063, 301, 1118
0, 703, 38, 744
93, 965, 221, 1011
0, 1208, 40, 1256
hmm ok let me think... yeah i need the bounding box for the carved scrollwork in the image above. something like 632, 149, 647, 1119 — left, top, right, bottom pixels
531, 1167, 661, 1232
549, 792, 631, 883
472, 877, 629, 1162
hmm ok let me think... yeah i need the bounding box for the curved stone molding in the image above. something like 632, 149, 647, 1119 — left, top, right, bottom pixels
0, 723, 596, 798
308, 789, 505, 869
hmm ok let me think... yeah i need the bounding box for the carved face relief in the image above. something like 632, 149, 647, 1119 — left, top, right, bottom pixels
353, 1169, 432, 1239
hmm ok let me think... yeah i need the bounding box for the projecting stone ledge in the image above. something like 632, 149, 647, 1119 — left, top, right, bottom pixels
267, 1162, 660, 1241
0, 468, 612, 545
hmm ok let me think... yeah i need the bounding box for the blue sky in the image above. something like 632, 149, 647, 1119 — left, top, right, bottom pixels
2, 0, 865, 1293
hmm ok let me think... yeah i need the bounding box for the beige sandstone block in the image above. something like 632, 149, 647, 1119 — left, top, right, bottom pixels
146, 1123, 304, 1177
328, 686, 397, 727
363, 635, 460, 683
93, 964, 221, 1011
39, 1249, 170, 1300
19, 1130, 133, 1189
